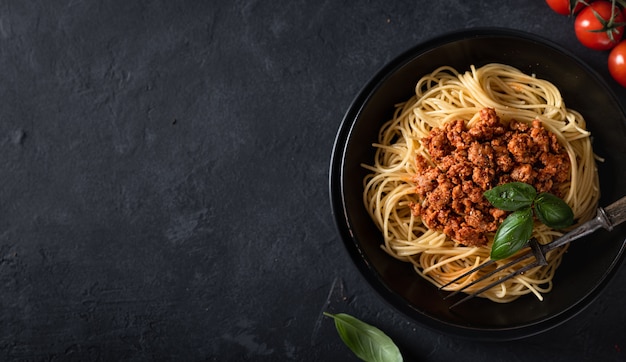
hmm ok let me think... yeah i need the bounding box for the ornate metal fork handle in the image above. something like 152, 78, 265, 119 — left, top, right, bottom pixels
443, 195, 626, 309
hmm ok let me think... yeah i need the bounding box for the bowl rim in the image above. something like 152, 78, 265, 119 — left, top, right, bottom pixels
328, 27, 626, 341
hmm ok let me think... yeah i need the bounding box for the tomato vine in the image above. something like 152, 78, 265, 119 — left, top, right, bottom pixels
546, 0, 626, 86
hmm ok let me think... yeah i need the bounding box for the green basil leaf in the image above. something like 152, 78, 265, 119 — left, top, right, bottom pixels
490, 207, 534, 260
534, 192, 574, 229
484, 182, 537, 211
323, 312, 403, 362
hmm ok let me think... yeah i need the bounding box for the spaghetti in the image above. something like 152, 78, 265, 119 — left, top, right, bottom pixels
362, 63, 599, 303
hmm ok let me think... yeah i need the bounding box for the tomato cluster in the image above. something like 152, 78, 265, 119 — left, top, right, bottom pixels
546, 0, 626, 87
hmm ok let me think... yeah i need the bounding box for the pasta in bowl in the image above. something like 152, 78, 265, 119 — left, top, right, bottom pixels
363, 64, 599, 303
330, 29, 626, 340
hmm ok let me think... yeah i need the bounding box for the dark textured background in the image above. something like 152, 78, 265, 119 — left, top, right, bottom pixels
0, 0, 625, 360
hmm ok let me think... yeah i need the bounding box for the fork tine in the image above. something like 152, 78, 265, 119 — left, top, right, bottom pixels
448, 259, 540, 309
438, 259, 496, 291
442, 249, 535, 300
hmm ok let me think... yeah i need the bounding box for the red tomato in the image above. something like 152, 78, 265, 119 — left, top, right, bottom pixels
545, 0, 586, 15
575, 1, 625, 50
608, 41, 626, 87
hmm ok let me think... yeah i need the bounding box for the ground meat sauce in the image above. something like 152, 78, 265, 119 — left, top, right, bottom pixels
410, 108, 570, 247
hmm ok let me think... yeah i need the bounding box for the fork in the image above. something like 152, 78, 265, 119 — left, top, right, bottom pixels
441, 194, 626, 309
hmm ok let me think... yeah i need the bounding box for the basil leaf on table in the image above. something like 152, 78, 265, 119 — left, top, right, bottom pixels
323, 312, 403, 362
490, 207, 534, 260
534, 192, 574, 229
483, 182, 537, 211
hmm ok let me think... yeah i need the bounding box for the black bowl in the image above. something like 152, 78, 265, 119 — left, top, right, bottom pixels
329, 28, 626, 340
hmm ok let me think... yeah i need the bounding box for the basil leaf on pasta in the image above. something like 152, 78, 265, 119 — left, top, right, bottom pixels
534, 192, 574, 229
484, 182, 537, 211
491, 207, 534, 260
323, 312, 403, 362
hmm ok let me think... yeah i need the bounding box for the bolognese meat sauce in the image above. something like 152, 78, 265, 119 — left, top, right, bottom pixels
410, 108, 570, 246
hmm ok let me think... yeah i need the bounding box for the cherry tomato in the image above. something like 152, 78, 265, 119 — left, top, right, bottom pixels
608, 41, 626, 87
575, 1, 625, 50
545, 0, 586, 16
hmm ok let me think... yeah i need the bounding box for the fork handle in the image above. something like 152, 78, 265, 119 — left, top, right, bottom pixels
603, 195, 626, 229
543, 201, 617, 253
